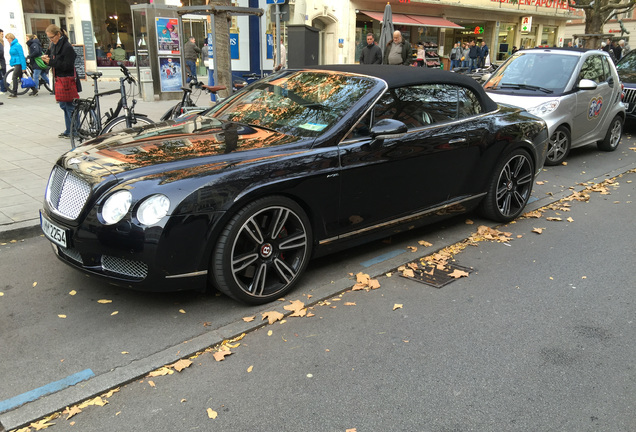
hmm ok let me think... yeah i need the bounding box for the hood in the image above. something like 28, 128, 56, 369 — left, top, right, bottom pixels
60, 116, 308, 184
617, 69, 636, 84
486, 92, 558, 111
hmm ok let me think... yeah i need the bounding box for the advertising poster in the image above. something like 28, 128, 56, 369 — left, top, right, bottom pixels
156, 17, 180, 55
159, 57, 182, 92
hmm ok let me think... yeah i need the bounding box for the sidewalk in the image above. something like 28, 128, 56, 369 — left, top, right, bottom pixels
0, 80, 182, 240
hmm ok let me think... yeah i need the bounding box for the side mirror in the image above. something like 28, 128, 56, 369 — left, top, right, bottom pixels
578, 79, 598, 90
370, 119, 408, 140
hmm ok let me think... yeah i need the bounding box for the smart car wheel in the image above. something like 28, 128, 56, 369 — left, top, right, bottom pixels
212, 196, 312, 305
479, 149, 535, 222
597, 115, 623, 152
545, 126, 570, 166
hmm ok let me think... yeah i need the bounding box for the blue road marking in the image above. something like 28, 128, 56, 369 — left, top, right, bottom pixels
0, 369, 95, 413
360, 249, 405, 268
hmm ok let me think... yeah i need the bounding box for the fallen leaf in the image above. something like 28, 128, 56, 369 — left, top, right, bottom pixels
148, 380, 156, 387
523, 210, 542, 218
102, 388, 120, 398
247, 365, 253, 373
290, 308, 307, 317
532, 227, 545, 234
465, 219, 474, 225
33, 282, 37, 287
561, 161, 568, 166
121, 351, 129, 355
448, 269, 469, 279
69, 290, 76, 296
213, 350, 232, 361
242, 316, 255, 322
283, 300, 305, 314
63, 405, 82, 420
567, 217, 574, 223
262, 310, 284, 324
407, 246, 417, 252
181, 399, 187, 403
344, 302, 356, 306
171, 359, 192, 372
368, 279, 381, 289
149, 367, 174, 377
418, 240, 432, 247
207, 408, 218, 419
402, 269, 415, 278
30, 419, 55, 430
179, 309, 186, 314
346, 429, 357, 432
356, 272, 370, 285
97, 299, 112, 304
111, 311, 119, 316
267, 330, 273, 336
546, 217, 562, 221
58, 314, 67, 319
536, 181, 545, 185
393, 304, 403, 311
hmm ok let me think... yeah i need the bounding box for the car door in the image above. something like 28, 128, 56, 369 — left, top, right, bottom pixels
336, 84, 480, 237
573, 54, 615, 142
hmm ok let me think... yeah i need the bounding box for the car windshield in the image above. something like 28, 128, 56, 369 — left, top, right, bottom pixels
207, 70, 377, 138
484, 52, 579, 94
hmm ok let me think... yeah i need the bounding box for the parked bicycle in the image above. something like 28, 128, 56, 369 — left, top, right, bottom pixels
3, 58, 52, 95
160, 78, 226, 121
70, 64, 153, 148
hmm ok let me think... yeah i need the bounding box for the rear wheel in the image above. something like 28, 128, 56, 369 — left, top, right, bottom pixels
211, 196, 312, 304
4, 67, 30, 95
545, 126, 570, 166
70, 105, 100, 149
479, 149, 535, 222
102, 115, 154, 134
597, 115, 622, 152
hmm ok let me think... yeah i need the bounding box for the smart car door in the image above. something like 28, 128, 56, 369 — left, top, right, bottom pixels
573, 54, 614, 142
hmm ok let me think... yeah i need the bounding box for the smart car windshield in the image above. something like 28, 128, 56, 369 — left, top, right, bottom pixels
208, 71, 377, 138
484, 52, 579, 94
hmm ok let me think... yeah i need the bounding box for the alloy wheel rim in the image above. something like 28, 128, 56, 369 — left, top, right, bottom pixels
230, 206, 308, 297
547, 130, 568, 162
495, 154, 533, 217
610, 120, 622, 148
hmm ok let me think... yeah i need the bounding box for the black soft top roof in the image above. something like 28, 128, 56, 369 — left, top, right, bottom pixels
304, 64, 498, 112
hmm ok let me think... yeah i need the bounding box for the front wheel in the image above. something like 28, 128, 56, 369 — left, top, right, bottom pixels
597, 115, 623, 152
4, 67, 30, 95
479, 149, 535, 222
101, 115, 154, 134
70, 105, 100, 149
545, 126, 570, 166
211, 196, 313, 304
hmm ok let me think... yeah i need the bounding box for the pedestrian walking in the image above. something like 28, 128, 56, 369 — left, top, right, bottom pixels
184, 36, 201, 82
619, 39, 631, 59
383, 30, 412, 66
0, 29, 6, 95
5, 33, 27, 99
479, 41, 489, 68
359, 33, 382, 64
41, 24, 79, 139
274, 36, 286, 71
26, 34, 48, 96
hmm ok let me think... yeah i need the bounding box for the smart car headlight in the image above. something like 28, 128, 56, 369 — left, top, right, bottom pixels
136, 194, 170, 226
528, 100, 560, 116
101, 190, 132, 225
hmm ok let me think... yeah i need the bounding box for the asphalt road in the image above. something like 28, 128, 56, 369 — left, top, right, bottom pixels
1, 130, 635, 431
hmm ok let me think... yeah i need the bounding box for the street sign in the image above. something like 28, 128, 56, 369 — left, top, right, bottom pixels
266, 0, 285, 4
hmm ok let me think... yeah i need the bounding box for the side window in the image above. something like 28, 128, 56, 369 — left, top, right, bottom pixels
578, 56, 605, 83
600, 56, 612, 82
458, 87, 483, 119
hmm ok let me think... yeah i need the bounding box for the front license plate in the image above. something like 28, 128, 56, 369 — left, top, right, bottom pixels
40, 211, 68, 248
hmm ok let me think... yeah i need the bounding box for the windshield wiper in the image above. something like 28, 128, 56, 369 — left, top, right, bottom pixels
500, 83, 553, 94
300, 102, 328, 110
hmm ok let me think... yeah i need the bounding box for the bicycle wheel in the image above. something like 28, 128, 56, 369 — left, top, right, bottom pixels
102, 115, 154, 134
70, 104, 100, 149
4, 67, 31, 96
39, 69, 53, 93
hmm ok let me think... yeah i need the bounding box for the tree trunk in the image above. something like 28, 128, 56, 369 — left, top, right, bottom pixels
212, 0, 232, 99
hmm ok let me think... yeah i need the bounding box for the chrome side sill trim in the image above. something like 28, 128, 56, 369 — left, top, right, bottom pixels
165, 270, 209, 279
318, 194, 486, 246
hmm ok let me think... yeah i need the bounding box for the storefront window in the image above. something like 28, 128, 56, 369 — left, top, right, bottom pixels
497, 23, 517, 61
541, 26, 557, 47
91, 0, 151, 67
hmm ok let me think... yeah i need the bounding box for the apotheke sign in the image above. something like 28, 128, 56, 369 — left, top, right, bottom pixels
491, 0, 574, 10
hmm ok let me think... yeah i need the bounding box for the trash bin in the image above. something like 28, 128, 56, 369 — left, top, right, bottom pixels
140, 68, 154, 102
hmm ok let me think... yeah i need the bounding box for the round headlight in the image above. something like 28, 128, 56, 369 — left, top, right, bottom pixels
136, 194, 170, 226
101, 190, 132, 225
528, 100, 560, 116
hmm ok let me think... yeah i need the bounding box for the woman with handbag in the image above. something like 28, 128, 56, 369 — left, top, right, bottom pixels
41, 24, 78, 139
5, 33, 27, 99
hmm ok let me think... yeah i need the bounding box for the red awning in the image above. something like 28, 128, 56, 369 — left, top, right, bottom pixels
361, 11, 463, 29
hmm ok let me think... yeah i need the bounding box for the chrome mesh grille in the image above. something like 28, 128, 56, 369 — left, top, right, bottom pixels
59, 247, 83, 264
46, 166, 91, 220
101, 255, 148, 279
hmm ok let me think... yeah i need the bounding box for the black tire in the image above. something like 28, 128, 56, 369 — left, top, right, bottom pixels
4, 67, 30, 95
479, 149, 535, 222
101, 115, 154, 134
70, 105, 100, 149
211, 196, 313, 304
545, 125, 570, 166
597, 115, 623, 152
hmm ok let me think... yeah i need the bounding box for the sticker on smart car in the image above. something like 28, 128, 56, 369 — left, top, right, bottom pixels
588, 96, 603, 120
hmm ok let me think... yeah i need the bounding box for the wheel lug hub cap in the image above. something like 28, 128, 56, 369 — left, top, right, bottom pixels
260, 243, 273, 258
507, 180, 514, 191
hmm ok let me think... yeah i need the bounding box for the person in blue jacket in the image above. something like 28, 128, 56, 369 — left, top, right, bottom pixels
5, 33, 27, 98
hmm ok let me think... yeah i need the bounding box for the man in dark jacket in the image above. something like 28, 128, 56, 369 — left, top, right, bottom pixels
359, 33, 382, 64
468, 40, 480, 72
479, 41, 489, 68
383, 31, 412, 66
42, 24, 78, 138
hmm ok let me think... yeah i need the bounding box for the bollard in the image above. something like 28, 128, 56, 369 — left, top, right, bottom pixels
140, 68, 154, 102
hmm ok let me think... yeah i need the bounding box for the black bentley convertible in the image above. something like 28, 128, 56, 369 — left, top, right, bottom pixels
41, 65, 548, 304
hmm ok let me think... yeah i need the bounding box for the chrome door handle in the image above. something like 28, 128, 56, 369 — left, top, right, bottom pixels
448, 137, 466, 144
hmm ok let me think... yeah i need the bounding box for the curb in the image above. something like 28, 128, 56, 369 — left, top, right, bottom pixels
0, 219, 41, 243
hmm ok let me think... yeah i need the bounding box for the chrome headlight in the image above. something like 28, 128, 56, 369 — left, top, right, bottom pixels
528, 100, 560, 116
101, 190, 132, 225
136, 194, 170, 226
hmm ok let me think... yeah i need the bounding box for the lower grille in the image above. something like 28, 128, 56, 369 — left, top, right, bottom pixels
59, 247, 83, 264
101, 255, 148, 280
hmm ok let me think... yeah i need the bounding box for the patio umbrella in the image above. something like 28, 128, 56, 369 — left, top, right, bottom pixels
379, 2, 395, 59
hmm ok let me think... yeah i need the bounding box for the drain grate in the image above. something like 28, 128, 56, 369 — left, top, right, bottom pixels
399, 263, 474, 288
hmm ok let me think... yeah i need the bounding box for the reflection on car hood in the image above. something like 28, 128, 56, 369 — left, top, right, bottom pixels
60, 116, 307, 182
485, 92, 557, 110
618, 70, 636, 84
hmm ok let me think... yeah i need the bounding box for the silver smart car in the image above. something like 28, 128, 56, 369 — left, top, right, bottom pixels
483, 48, 625, 165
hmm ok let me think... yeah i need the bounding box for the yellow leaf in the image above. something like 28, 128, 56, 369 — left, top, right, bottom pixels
242, 316, 255, 322
58, 314, 67, 319
290, 308, 307, 317
247, 365, 253, 373
0, 292, 4, 296
181, 399, 187, 403
567, 217, 574, 223
102, 388, 120, 398
33, 282, 38, 287
261, 310, 284, 324
148, 380, 156, 387
30, 419, 55, 430
546, 217, 562, 222
68, 290, 76, 296
344, 302, 356, 306
63, 405, 82, 420
418, 240, 432, 247
283, 300, 305, 314
356, 272, 370, 285
213, 350, 232, 362
402, 269, 414, 278
171, 359, 192, 372
149, 367, 173, 377
532, 227, 545, 234
179, 309, 186, 314
92, 396, 108, 407
111, 311, 119, 316
97, 299, 112, 304
465, 219, 474, 224
393, 304, 403, 311
368, 279, 381, 289
207, 408, 218, 419
267, 330, 273, 336
121, 351, 129, 355
448, 269, 469, 279
407, 246, 417, 252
